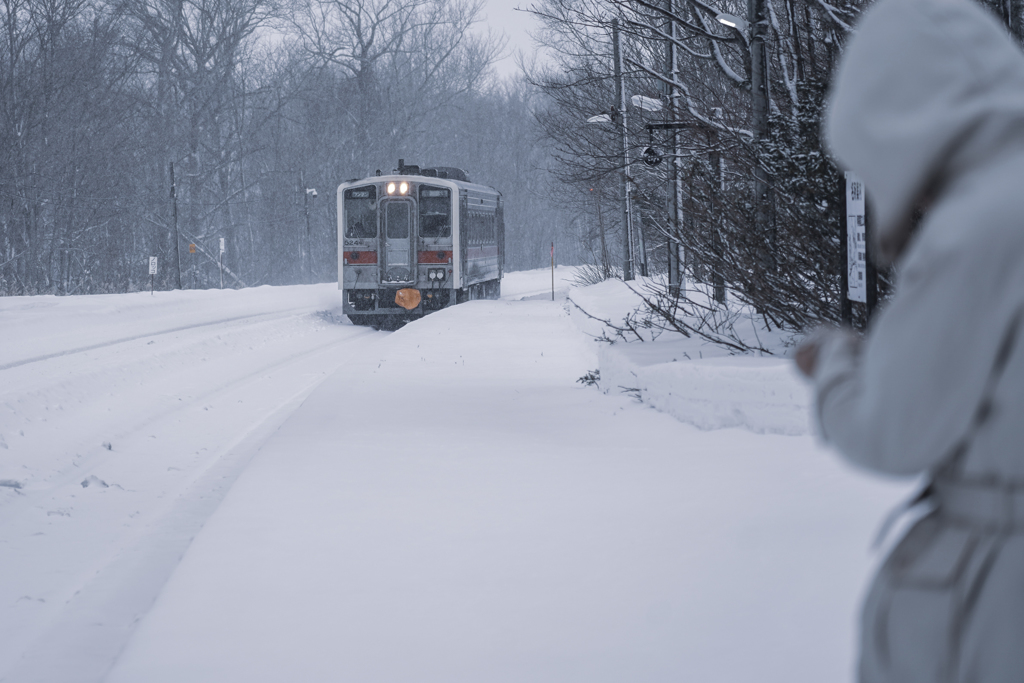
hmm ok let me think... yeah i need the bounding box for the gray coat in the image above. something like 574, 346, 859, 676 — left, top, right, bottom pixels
814, 0, 1024, 680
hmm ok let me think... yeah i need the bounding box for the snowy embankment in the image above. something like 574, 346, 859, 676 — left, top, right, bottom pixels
1, 270, 912, 683
569, 278, 811, 435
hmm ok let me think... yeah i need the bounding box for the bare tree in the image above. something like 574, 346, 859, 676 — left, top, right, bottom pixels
527, 0, 888, 333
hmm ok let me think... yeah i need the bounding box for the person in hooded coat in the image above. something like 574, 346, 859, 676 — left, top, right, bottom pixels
797, 0, 1024, 680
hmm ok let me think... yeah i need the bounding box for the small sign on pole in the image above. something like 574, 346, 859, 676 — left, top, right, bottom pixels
149, 256, 158, 295
219, 238, 226, 254
189, 243, 196, 254
845, 172, 867, 304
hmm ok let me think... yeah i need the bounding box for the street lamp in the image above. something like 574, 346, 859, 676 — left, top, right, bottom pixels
715, 13, 748, 31
630, 95, 663, 112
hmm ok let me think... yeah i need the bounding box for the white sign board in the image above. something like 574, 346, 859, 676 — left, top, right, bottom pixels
149, 256, 158, 276
219, 238, 226, 254
846, 172, 867, 303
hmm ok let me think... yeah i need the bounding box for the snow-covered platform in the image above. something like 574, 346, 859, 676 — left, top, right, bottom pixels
109, 284, 903, 683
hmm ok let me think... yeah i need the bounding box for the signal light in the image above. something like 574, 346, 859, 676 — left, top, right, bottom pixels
399, 182, 409, 195
387, 182, 396, 195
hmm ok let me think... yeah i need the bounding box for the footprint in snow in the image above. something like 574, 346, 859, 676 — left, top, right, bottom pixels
81, 475, 109, 489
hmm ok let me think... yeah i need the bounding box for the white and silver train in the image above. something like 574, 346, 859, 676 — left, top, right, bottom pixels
337, 160, 504, 327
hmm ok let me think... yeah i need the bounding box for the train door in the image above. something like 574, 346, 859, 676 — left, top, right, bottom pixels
381, 199, 414, 283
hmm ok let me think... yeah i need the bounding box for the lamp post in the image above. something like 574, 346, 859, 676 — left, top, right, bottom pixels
304, 185, 317, 285
587, 20, 671, 281
660, 0, 683, 296
612, 17, 635, 281
718, 5, 770, 291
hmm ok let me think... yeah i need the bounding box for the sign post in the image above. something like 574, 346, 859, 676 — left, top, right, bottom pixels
149, 256, 158, 295
551, 242, 555, 301
845, 172, 867, 305
219, 238, 226, 289
844, 171, 876, 325
189, 243, 196, 289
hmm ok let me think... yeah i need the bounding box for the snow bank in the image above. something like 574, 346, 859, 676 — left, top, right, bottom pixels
598, 344, 812, 435
567, 277, 812, 435
500, 265, 578, 300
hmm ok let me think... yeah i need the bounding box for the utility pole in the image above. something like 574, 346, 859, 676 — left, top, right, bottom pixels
635, 208, 649, 276
664, 0, 682, 296
710, 108, 726, 303
170, 162, 182, 290
748, 0, 771, 290
613, 17, 634, 281
592, 187, 610, 278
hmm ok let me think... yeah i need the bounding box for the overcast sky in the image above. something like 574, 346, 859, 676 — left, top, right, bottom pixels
479, 1, 542, 79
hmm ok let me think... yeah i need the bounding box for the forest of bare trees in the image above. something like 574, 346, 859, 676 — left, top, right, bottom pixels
526, 0, 1024, 331
0, 0, 582, 295
6, 0, 1024, 331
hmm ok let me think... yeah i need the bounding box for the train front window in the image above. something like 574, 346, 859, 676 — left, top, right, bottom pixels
344, 186, 377, 238
419, 186, 451, 238
386, 202, 411, 239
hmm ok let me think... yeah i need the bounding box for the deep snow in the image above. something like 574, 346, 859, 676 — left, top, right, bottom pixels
1, 271, 911, 682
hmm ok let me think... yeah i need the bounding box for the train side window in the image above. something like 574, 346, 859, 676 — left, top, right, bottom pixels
467, 211, 494, 245
419, 186, 451, 238
344, 186, 377, 238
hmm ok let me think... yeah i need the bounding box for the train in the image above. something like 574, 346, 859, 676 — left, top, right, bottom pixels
337, 160, 504, 327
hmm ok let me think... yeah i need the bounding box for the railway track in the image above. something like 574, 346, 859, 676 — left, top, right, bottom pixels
0, 301, 383, 681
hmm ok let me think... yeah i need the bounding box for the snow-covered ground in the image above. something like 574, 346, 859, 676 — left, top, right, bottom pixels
1, 271, 911, 682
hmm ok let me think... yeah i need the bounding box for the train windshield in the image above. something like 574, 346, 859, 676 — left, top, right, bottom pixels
344, 186, 377, 238
385, 202, 411, 238
419, 186, 451, 238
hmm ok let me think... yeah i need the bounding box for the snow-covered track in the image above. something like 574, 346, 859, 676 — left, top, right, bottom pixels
0, 309, 300, 372
0, 284, 381, 682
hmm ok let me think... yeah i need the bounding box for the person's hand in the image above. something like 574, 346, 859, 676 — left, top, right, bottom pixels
795, 336, 823, 378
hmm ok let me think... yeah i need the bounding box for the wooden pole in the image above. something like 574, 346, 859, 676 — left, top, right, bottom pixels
170, 162, 182, 290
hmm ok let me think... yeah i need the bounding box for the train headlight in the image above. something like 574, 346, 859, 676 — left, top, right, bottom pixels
399, 182, 409, 195
387, 182, 396, 195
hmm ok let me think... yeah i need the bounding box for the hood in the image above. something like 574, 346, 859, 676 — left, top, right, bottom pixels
826, 0, 1024, 265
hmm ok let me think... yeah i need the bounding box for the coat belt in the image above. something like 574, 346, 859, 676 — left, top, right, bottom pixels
934, 478, 1024, 533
